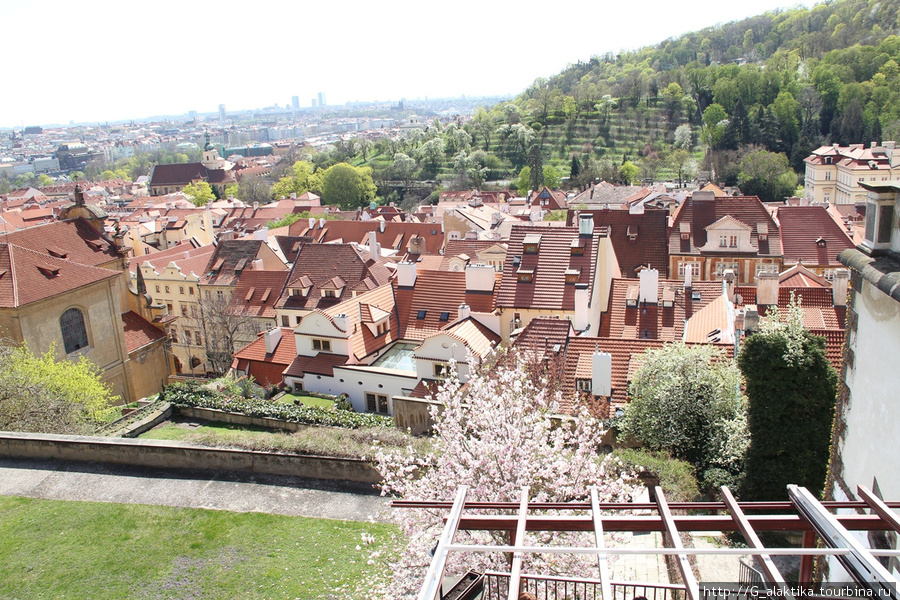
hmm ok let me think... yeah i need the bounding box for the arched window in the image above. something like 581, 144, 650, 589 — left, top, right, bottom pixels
60, 308, 88, 354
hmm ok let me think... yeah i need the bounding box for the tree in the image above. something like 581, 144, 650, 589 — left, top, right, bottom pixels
515, 166, 531, 197
619, 161, 640, 185
192, 294, 260, 376
238, 177, 272, 204
418, 138, 444, 177
319, 162, 377, 209
619, 343, 748, 490
369, 355, 638, 598
738, 298, 838, 501
674, 124, 693, 150
527, 145, 544, 191
36, 174, 54, 187
738, 149, 797, 202
543, 165, 561, 189
182, 181, 215, 207
668, 149, 694, 188
271, 160, 315, 200
0, 340, 116, 434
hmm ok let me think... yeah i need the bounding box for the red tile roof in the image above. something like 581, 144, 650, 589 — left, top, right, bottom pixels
227, 270, 290, 319
669, 195, 782, 257
148, 163, 211, 187
315, 283, 400, 363
121, 311, 166, 353
571, 208, 670, 277
278, 243, 392, 312
284, 351, 350, 378
776, 206, 855, 267
497, 225, 602, 311
599, 278, 724, 340
200, 239, 268, 287
0, 243, 120, 308
0, 218, 120, 267
288, 219, 444, 254
232, 328, 298, 386
393, 269, 498, 341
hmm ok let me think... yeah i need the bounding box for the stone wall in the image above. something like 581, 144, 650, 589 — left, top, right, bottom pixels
0, 431, 380, 484
392, 396, 441, 435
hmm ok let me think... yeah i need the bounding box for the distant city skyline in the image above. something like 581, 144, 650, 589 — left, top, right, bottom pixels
2, 0, 814, 128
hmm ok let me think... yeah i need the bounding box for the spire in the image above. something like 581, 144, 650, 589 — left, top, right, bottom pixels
73, 183, 85, 206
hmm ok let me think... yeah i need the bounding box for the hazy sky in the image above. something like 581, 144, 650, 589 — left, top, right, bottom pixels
2, 0, 814, 127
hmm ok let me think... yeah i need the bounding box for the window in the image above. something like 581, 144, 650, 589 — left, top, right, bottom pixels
417, 310, 427, 320
366, 392, 389, 414
155, 285, 160, 293
678, 262, 700, 277
755, 263, 778, 276
165, 286, 170, 294
825, 172, 831, 181
194, 331, 201, 345
312, 339, 331, 352
171, 331, 179, 344
167, 303, 173, 313
216, 290, 224, 301
296, 316, 302, 325
823, 269, 836, 282
322, 289, 336, 298
179, 286, 185, 295
60, 308, 88, 354
434, 363, 450, 378
576, 378, 592, 392
715, 262, 739, 277
376, 321, 388, 336
189, 287, 194, 296
181, 305, 188, 317
281, 315, 289, 327
729, 235, 738, 248
439, 311, 450, 322
719, 234, 728, 248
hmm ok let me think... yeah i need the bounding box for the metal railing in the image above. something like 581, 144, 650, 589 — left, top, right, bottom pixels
738, 559, 764, 587
482, 571, 686, 600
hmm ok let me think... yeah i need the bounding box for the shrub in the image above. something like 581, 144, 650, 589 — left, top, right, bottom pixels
162, 383, 393, 429
613, 448, 701, 501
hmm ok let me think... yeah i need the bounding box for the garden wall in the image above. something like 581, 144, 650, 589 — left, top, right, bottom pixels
0, 431, 381, 484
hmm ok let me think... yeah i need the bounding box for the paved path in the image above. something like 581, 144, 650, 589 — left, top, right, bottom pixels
0, 457, 392, 522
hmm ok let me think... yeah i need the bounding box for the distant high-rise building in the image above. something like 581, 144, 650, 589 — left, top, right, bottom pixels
219, 104, 226, 122
189, 110, 197, 121
317, 92, 326, 107
291, 96, 299, 110
311, 98, 317, 108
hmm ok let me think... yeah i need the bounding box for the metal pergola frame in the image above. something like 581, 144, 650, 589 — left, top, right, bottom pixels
394, 485, 900, 600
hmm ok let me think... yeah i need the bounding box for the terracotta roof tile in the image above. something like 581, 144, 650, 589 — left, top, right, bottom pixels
569, 208, 670, 277
776, 206, 855, 267
669, 195, 782, 257
393, 270, 497, 341
227, 271, 290, 319
320, 284, 399, 362
288, 220, 444, 254
121, 311, 166, 353
0, 218, 119, 267
284, 350, 350, 378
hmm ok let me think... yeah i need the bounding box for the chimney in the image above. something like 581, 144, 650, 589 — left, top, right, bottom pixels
397, 261, 417, 287
253, 201, 259, 211
290, 192, 297, 199
579, 213, 594, 237
757, 271, 779, 305
742, 306, 760, 333
332, 313, 348, 332
723, 269, 736, 303
251, 258, 263, 270
465, 263, 495, 292
379, 220, 385, 233
308, 217, 315, 231
574, 283, 590, 331
458, 303, 471, 320
318, 218, 325, 229
684, 267, 693, 290
639, 268, 659, 304
367, 230, 380, 260
832, 269, 849, 307
592, 350, 612, 397
264, 328, 282, 354
253, 228, 268, 241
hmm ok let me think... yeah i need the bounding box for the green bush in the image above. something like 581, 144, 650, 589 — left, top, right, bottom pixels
613, 448, 701, 501
162, 384, 393, 429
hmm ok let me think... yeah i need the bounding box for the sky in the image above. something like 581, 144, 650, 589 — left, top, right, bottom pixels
1, 0, 815, 128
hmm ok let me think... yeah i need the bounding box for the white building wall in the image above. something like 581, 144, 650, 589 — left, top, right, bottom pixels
293, 366, 418, 415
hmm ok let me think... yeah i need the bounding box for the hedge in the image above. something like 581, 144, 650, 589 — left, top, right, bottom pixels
162, 384, 393, 429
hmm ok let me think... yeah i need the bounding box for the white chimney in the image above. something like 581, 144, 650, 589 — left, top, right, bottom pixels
251, 258, 263, 270
579, 213, 594, 236
757, 271, 780, 305
832, 269, 849, 307
308, 217, 315, 230
684, 267, 692, 289
465, 263, 495, 292
592, 350, 612, 397
253, 228, 268, 241
290, 192, 297, 199
574, 283, 590, 331
722, 269, 736, 303
639, 268, 659, 304
458, 303, 471, 320
318, 217, 325, 229
253, 202, 259, 211
332, 313, 348, 332
379, 220, 385, 233
367, 230, 380, 260
397, 261, 417, 287
264, 327, 282, 354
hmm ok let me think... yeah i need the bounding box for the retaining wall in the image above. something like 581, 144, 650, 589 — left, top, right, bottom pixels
0, 431, 381, 484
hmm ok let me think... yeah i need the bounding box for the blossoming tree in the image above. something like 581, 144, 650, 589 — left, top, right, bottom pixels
365, 353, 639, 599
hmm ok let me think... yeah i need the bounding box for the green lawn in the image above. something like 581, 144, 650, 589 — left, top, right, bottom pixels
140, 420, 432, 460
278, 393, 336, 409
0, 496, 398, 600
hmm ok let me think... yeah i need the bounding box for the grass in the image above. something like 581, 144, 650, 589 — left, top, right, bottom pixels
140, 419, 432, 460
0, 496, 398, 600
278, 393, 335, 409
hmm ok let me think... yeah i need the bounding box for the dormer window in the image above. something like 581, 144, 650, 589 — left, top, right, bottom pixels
565, 268, 580, 284
816, 237, 827, 248
627, 225, 638, 240
680, 223, 690, 240
439, 311, 450, 322
522, 234, 541, 254
625, 285, 639, 308
517, 267, 534, 283
417, 310, 427, 319
570, 238, 585, 256
376, 321, 389, 336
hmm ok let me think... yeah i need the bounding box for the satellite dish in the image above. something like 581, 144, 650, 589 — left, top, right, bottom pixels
734, 293, 743, 305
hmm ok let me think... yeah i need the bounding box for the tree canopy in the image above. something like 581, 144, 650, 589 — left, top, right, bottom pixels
0, 341, 116, 434
318, 163, 377, 209
182, 181, 215, 207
